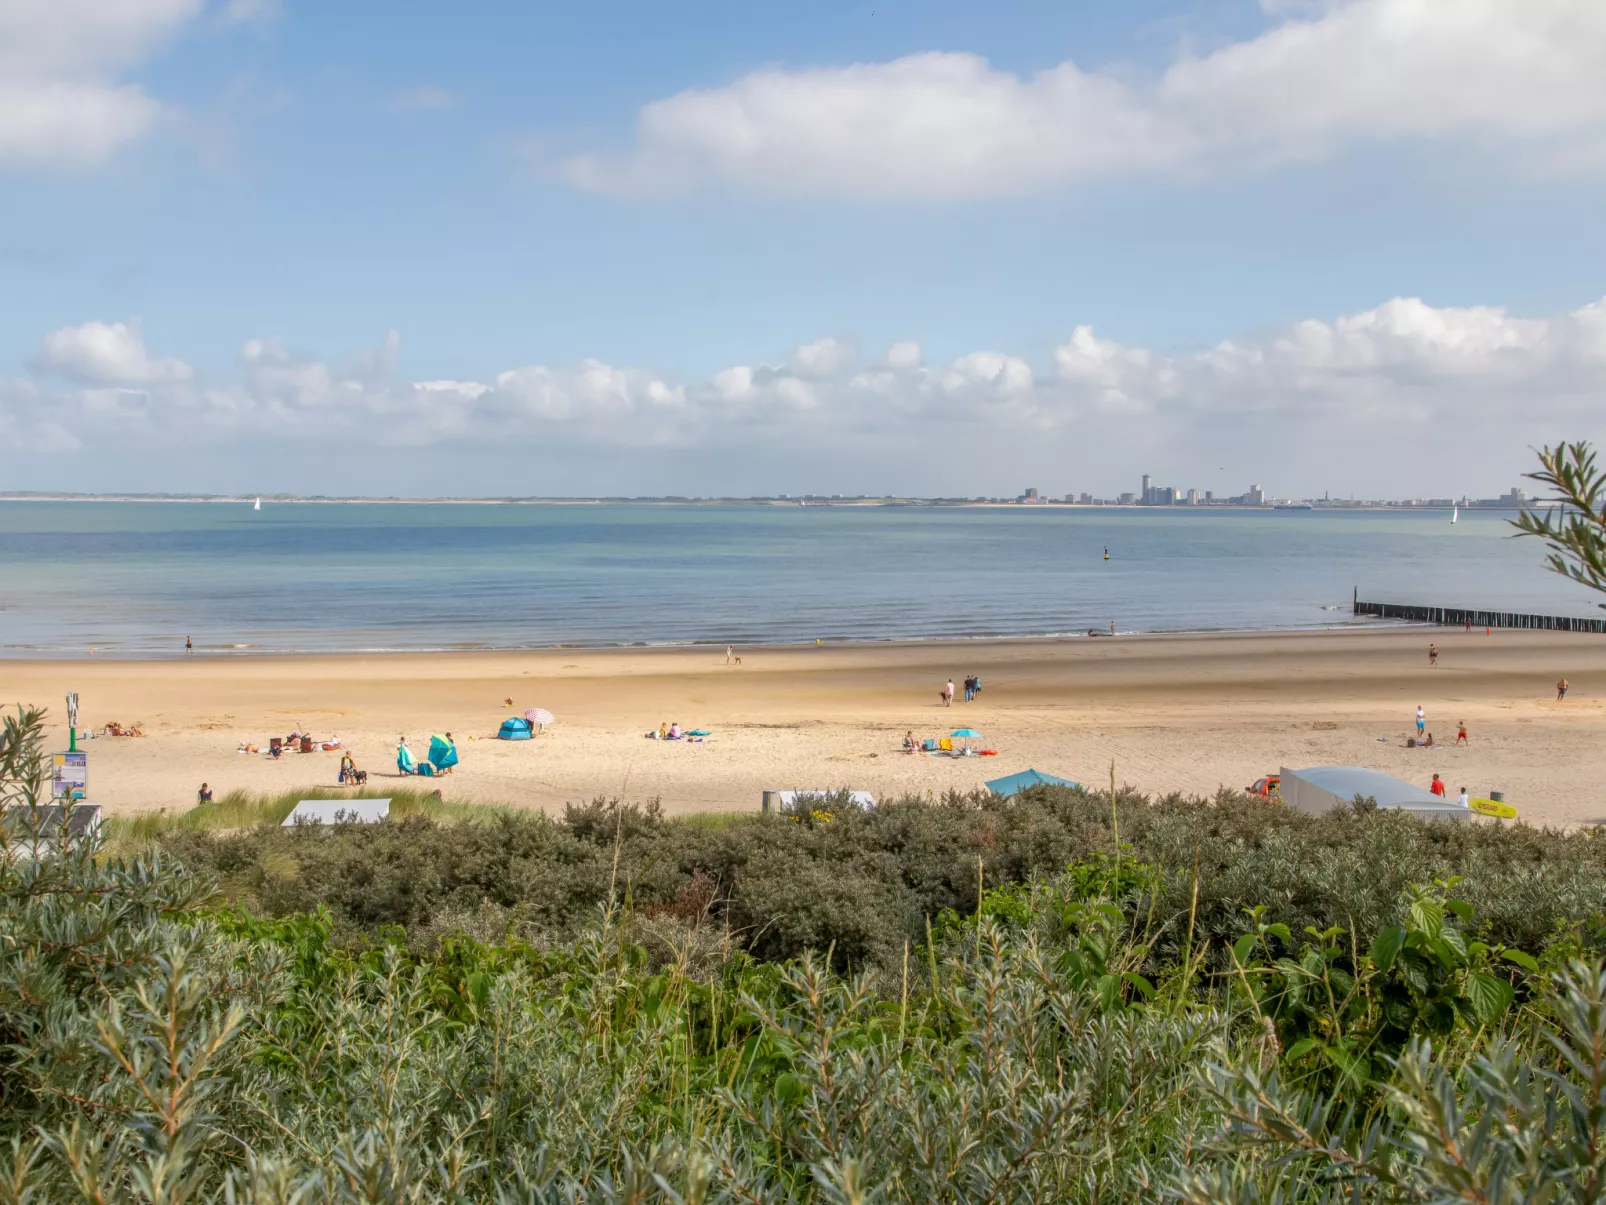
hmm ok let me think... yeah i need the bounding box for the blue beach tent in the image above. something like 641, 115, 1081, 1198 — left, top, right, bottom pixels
985, 769, 1079, 797
428, 735, 459, 771
397, 740, 434, 777
498, 716, 533, 740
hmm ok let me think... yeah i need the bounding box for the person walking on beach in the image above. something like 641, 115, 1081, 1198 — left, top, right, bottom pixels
725, 645, 732, 666
1456, 786, 1470, 809
185, 634, 192, 656
1456, 721, 1468, 746
1415, 705, 1426, 738
1557, 677, 1570, 700
943, 679, 955, 707
1428, 643, 1438, 666
1429, 773, 1445, 797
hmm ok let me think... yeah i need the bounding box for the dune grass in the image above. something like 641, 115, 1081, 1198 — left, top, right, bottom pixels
100, 786, 496, 849
101, 791, 756, 854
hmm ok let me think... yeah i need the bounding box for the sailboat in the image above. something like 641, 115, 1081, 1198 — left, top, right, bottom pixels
1451, 505, 1458, 524
253, 496, 261, 511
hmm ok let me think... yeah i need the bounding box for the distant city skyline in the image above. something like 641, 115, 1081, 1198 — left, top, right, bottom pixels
2, 2, 1603, 497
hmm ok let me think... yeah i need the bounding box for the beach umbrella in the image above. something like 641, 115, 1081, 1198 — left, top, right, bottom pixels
950, 728, 982, 738
985, 769, 1079, 797
525, 708, 555, 726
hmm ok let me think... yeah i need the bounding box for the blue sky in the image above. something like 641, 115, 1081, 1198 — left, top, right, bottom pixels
3, 0, 1606, 498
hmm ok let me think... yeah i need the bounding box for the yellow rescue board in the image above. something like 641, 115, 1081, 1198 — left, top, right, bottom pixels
1469, 796, 1517, 819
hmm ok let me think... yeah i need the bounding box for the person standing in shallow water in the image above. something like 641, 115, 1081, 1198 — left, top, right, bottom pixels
185, 634, 192, 656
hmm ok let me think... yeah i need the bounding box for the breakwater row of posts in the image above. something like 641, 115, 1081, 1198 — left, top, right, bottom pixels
1353, 591, 1606, 633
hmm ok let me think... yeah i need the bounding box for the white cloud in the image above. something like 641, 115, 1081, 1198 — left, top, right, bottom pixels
392, 84, 460, 111
883, 340, 923, 371
1050, 296, 1606, 422
11, 296, 1606, 490
789, 336, 852, 380
563, 0, 1606, 197
34, 320, 193, 384
0, 0, 204, 169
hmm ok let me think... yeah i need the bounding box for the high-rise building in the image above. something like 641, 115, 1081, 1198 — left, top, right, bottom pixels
1249, 484, 1265, 506
1186, 488, 1199, 505
1140, 474, 1152, 504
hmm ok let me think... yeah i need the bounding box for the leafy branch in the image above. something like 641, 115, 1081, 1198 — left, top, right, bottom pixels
1512, 441, 1606, 605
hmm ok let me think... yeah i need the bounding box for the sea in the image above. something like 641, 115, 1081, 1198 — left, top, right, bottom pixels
0, 501, 1600, 657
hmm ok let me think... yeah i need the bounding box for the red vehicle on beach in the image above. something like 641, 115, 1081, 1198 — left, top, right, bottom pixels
1246, 775, 1280, 799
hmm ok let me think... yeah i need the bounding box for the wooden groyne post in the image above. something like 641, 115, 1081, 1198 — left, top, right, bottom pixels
1352, 587, 1606, 632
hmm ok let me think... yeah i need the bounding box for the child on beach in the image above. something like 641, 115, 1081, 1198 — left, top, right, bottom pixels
1456, 721, 1468, 746
1416, 706, 1425, 738
1558, 678, 1570, 700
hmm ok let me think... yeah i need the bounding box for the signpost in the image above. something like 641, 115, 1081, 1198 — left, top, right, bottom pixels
56, 693, 88, 800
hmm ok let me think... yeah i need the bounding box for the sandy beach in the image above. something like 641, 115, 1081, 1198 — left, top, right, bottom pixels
5, 627, 1604, 828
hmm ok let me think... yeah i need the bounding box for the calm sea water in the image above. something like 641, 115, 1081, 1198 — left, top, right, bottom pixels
0, 502, 1598, 656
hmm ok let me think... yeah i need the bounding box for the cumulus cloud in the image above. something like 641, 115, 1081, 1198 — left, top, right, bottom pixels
0, 0, 204, 169
789, 336, 853, 380
10, 299, 1606, 491
33, 320, 193, 385
1051, 296, 1606, 422
562, 0, 1606, 197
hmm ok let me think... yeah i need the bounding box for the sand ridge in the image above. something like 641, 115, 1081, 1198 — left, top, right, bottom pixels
4, 627, 1603, 827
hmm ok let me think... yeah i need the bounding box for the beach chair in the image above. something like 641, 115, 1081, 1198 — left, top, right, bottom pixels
939, 737, 953, 752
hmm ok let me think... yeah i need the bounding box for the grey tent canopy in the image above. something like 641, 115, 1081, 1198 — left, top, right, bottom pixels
1279, 766, 1467, 821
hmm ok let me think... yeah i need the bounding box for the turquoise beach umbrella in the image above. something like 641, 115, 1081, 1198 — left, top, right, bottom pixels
985, 769, 1078, 797
950, 728, 982, 738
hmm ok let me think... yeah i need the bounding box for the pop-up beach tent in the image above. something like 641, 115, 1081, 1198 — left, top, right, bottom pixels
428, 735, 459, 772
1278, 765, 1467, 821
498, 716, 533, 740
986, 769, 1079, 797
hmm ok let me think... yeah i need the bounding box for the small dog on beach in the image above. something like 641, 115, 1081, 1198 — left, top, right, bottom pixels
352, 769, 368, 785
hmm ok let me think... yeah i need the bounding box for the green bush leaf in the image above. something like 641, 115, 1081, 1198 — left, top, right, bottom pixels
1467, 971, 1515, 1025
1284, 1037, 1323, 1061
1501, 949, 1540, 973
1232, 934, 1258, 966
1371, 925, 1406, 972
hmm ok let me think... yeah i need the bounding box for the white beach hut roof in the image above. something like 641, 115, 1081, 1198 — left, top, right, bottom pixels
282, 798, 391, 826
1279, 766, 1467, 821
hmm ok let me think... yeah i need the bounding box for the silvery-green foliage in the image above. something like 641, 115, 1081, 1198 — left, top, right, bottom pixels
8, 701, 1606, 1203
1175, 962, 1606, 1203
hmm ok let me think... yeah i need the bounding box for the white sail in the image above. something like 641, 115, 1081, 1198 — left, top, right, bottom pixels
253, 496, 261, 511
1451, 505, 1458, 524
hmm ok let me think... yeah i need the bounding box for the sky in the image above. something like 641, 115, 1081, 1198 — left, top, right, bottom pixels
2, 0, 1605, 499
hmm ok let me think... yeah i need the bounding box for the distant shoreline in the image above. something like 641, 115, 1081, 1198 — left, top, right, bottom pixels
0, 493, 1537, 512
